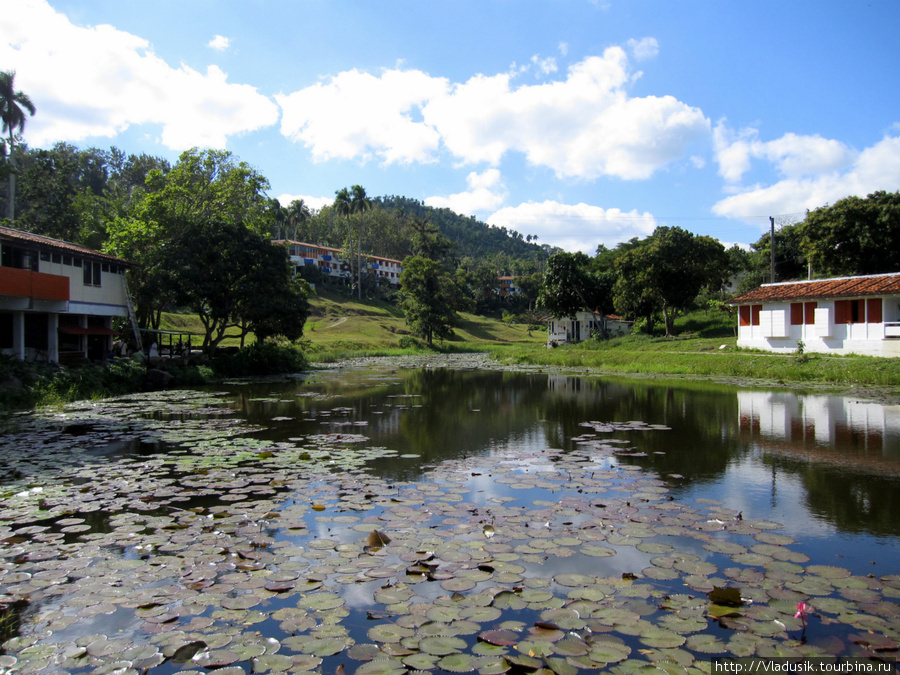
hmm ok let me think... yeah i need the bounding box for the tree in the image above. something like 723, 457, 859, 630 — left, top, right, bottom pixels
287, 198, 311, 240
613, 226, 726, 337
350, 185, 372, 298
0, 70, 36, 221
161, 219, 308, 352
798, 191, 900, 277
105, 148, 272, 330
399, 255, 458, 346
538, 251, 606, 319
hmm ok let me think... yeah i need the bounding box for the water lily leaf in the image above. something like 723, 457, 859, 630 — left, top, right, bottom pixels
479, 629, 520, 647
419, 635, 467, 656
367, 530, 392, 549
437, 653, 477, 672
170, 640, 208, 663
367, 623, 416, 643
708, 587, 743, 607
587, 640, 631, 664
353, 657, 408, 674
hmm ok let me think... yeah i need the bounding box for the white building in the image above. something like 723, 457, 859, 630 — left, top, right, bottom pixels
0, 226, 134, 364
275, 240, 403, 287
547, 310, 633, 346
731, 273, 900, 357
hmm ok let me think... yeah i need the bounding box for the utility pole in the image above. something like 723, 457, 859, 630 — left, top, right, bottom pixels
769, 216, 776, 283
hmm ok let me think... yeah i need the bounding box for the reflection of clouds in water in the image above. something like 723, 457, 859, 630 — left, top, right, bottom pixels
691, 454, 833, 540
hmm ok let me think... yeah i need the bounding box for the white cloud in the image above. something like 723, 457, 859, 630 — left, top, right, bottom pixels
208, 35, 230, 51
628, 37, 659, 61
712, 133, 900, 221
425, 169, 507, 215
0, 0, 278, 150
714, 122, 856, 184
276, 193, 333, 211
277, 46, 709, 180
530, 54, 558, 76
277, 68, 448, 165
487, 200, 656, 253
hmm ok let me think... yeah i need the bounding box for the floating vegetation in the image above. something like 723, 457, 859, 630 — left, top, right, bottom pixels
1, 382, 899, 674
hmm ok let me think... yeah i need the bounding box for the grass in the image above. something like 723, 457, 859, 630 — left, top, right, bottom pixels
158, 293, 900, 389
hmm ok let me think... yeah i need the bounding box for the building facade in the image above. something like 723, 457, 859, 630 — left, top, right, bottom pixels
730, 273, 900, 357
547, 310, 633, 346
0, 226, 134, 364
275, 240, 403, 287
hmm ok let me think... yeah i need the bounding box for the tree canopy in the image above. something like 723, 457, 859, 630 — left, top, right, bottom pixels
0, 70, 36, 221
399, 255, 458, 346
798, 191, 900, 277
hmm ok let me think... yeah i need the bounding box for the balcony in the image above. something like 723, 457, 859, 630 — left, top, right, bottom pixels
0, 267, 69, 302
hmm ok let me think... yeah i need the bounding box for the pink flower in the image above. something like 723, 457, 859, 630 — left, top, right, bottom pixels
795, 602, 809, 626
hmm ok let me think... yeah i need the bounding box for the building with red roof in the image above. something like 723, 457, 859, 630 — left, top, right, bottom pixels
1, 226, 136, 364
730, 273, 900, 356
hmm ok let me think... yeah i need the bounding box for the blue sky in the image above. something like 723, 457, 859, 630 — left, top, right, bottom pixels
3, 0, 900, 253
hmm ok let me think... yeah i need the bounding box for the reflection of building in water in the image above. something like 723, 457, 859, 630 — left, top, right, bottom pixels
547, 374, 583, 395
737, 390, 900, 454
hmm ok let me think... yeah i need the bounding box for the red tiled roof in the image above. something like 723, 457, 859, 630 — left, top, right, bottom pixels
0, 225, 133, 266
731, 273, 900, 304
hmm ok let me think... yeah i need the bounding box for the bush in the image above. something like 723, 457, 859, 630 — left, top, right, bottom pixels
397, 335, 426, 350
212, 341, 308, 377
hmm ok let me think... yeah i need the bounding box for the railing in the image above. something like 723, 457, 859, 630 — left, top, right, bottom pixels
884, 322, 900, 338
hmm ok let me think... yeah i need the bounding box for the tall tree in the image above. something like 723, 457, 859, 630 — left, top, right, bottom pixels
613, 226, 726, 337
287, 198, 311, 240
106, 148, 272, 329
0, 70, 36, 221
399, 255, 458, 346
798, 191, 900, 277
333, 187, 353, 292
350, 185, 372, 299
538, 251, 607, 319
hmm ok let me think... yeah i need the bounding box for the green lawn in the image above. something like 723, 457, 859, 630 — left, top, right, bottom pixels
161, 294, 900, 388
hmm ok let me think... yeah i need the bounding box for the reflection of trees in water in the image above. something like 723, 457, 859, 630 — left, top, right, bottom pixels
221, 370, 900, 539
767, 455, 900, 537
0, 599, 29, 645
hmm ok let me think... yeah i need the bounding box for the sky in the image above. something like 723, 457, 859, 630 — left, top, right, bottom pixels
3, 0, 900, 254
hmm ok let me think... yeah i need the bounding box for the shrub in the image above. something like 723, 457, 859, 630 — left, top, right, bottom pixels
212, 341, 307, 377
398, 335, 426, 350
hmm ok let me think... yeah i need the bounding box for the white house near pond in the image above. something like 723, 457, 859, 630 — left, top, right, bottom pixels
547, 310, 632, 346
730, 272, 900, 357
0, 226, 134, 364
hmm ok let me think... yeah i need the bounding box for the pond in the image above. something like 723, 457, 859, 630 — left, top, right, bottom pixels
1, 356, 899, 674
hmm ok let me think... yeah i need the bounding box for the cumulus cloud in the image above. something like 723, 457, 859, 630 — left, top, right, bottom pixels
425, 169, 507, 215
712, 133, 900, 220
628, 37, 659, 61
208, 35, 230, 51
487, 200, 657, 253
277, 46, 709, 180
277, 68, 449, 165
0, 0, 278, 149
714, 122, 856, 184
276, 193, 333, 211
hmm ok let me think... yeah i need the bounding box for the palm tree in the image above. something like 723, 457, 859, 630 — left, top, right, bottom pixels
287, 199, 310, 241
0, 70, 36, 221
349, 185, 372, 299
333, 188, 353, 290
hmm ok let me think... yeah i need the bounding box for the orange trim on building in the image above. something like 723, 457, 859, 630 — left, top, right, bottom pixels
0, 267, 69, 301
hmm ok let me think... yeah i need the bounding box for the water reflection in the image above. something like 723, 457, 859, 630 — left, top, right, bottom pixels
223, 369, 900, 544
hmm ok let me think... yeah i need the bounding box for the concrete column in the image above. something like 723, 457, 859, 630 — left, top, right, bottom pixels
48, 313, 59, 363
12, 311, 24, 360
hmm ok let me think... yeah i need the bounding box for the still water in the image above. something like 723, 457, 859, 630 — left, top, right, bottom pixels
2, 360, 899, 672
229, 366, 900, 575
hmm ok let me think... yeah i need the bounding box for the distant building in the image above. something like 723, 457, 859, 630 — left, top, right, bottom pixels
0, 226, 135, 364
274, 240, 403, 287
547, 310, 633, 346
498, 276, 519, 297
730, 272, 900, 356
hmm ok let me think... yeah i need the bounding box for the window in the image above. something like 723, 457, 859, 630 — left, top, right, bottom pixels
834, 299, 866, 324
83, 261, 102, 287
52, 252, 61, 264
738, 305, 762, 326
40, 251, 51, 262
63, 255, 72, 265
792, 302, 817, 325
867, 298, 883, 324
